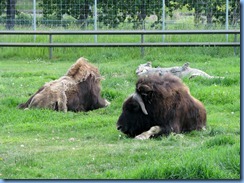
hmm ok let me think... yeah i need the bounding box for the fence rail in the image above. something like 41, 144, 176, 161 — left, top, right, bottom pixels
0, 43, 240, 47
0, 30, 240, 58
0, 30, 240, 35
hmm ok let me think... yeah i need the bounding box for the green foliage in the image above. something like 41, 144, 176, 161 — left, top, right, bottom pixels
0, 0, 240, 29
35, 0, 240, 28
39, 0, 93, 27
0, 0, 6, 16
179, 0, 240, 26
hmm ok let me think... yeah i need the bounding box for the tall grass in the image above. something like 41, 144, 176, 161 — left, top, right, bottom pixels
0, 29, 240, 60
0, 34, 240, 179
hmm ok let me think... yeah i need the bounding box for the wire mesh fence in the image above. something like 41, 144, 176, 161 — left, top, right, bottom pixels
0, 0, 240, 31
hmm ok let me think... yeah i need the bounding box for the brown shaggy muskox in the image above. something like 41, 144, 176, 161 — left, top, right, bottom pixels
116, 73, 206, 140
18, 57, 110, 112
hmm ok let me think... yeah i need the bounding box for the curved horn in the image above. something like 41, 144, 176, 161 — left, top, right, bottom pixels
132, 93, 148, 115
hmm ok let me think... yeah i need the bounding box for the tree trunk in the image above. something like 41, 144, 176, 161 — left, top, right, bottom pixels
78, 0, 90, 27
6, 0, 16, 30
206, 7, 213, 28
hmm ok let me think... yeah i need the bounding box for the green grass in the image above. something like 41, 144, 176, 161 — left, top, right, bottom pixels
0, 43, 240, 179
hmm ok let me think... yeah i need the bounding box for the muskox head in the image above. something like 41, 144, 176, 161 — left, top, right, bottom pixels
116, 93, 151, 137
116, 74, 171, 138
135, 62, 152, 75
117, 73, 206, 139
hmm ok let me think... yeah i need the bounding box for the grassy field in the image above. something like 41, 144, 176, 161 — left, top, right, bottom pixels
0, 45, 240, 179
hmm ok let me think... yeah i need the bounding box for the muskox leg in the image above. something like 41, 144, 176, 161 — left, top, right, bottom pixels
57, 91, 68, 112
104, 99, 111, 106
18, 86, 45, 109
135, 126, 162, 140
95, 97, 110, 109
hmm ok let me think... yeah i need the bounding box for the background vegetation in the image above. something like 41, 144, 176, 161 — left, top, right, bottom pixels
0, 40, 240, 179
0, 0, 240, 30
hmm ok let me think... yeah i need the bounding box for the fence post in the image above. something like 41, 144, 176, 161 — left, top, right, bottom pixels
49, 34, 53, 59
33, 0, 36, 41
94, 0, 97, 43
162, 0, 165, 42
226, 0, 229, 42
141, 33, 144, 58
233, 34, 237, 56
141, 20, 145, 58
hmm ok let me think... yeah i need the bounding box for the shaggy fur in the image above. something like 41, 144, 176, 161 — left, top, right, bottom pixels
116, 73, 206, 139
18, 57, 110, 112
136, 62, 224, 79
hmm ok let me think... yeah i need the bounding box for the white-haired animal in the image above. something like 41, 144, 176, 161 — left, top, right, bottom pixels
136, 62, 224, 79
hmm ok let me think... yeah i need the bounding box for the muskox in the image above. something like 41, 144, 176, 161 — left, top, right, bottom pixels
116, 73, 206, 140
18, 57, 110, 112
136, 62, 224, 79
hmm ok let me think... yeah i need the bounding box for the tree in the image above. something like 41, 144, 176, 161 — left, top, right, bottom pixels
98, 0, 165, 29
39, 0, 240, 29
0, 0, 6, 16
229, 0, 240, 26
6, 0, 16, 30
182, 0, 240, 27
39, 0, 93, 26
97, 0, 123, 28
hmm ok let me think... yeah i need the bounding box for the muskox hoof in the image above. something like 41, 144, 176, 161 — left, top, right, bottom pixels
105, 99, 111, 106
135, 132, 150, 140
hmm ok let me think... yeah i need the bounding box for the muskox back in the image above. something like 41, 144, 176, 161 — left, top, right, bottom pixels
117, 73, 206, 139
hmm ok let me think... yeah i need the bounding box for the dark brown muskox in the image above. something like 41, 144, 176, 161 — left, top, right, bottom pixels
18, 57, 110, 112
116, 73, 206, 140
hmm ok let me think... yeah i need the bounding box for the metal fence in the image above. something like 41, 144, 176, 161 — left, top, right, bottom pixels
0, 0, 240, 59
0, 30, 239, 58
0, 0, 240, 31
